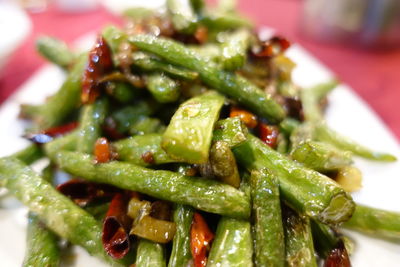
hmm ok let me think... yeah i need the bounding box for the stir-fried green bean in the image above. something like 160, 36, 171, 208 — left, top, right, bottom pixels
0, 157, 126, 266
168, 204, 194, 267
76, 98, 108, 153
129, 34, 285, 122
53, 151, 250, 219
36, 36, 75, 69
136, 239, 166, 267
146, 73, 180, 103
162, 91, 225, 164
233, 134, 355, 224
343, 204, 400, 242
250, 169, 285, 267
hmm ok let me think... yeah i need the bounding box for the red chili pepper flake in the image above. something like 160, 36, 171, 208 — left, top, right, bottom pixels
102, 193, 132, 259
94, 137, 111, 163
258, 123, 279, 148
141, 151, 155, 164
194, 26, 208, 44
324, 241, 351, 267
255, 36, 291, 58
82, 35, 114, 104
229, 106, 258, 129
190, 212, 214, 267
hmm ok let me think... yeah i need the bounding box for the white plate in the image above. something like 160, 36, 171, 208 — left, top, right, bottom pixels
0, 29, 400, 267
0, 2, 31, 74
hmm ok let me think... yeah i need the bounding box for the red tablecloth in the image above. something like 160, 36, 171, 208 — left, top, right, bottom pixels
1, 0, 399, 140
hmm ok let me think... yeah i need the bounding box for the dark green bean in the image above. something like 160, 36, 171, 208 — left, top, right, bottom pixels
168, 204, 194, 267
212, 117, 248, 148
12, 144, 43, 165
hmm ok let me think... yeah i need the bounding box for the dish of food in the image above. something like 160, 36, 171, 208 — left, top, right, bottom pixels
0, 0, 399, 266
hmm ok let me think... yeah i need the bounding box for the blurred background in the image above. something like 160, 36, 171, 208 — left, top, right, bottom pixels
0, 0, 399, 139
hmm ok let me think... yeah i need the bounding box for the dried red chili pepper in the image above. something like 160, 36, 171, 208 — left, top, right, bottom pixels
229, 106, 258, 129
254, 36, 291, 58
190, 212, 214, 267
56, 178, 120, 206
94, 137, 112, 163
81, 35, 114, 104
324, 241, 351, 267
258, 123, 279, 148
102, 193, 132, 259
26, 121, 78, 144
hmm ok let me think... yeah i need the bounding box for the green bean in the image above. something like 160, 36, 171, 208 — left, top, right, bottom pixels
132, 52, 199, 81
233, 134, 355, 224
101, 25, 126, 55
314, 123, 397, 162
43, 131, 78, 158
12, 144, 43, 165
276, 133, 289, 154
212, 117, 248, 148
290, 140, 353, 172
283, 207, 317, 267
35, 55, 86, 130
106, 82, 137, 103
289, 122, 314, 148
250, 169, 285, 267
22, 214, 60, 267
209, 141, 240, 188
36, 36, 75, 69
0, 157, 125, 266
168, 204, 194, 267
129, 117, 165, 136
128, 35, 285, 122
162, 91, 225, 164
310, 220, 340, 258
84, 202, 110, 221
207, 173, 253, 267
279, 118, 300, 136
123, 7, 155, 20
207, 217, 253, 267
20, 104, 41, 120
219, 29, 251, 70
136, 239, 166, 267
190, 0, 204, 13
23, 164, 60, 267
76, 98, 108, 154
111, 102, 157, 133
343, 204, 400, 242
188, 44, 222, 63
301, 80, 338, 122
167, 0, 198, 34
146, 73, 180, 103
201, 11, 252, 31
53, 151, 250, 219
113, 134, 176, 166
